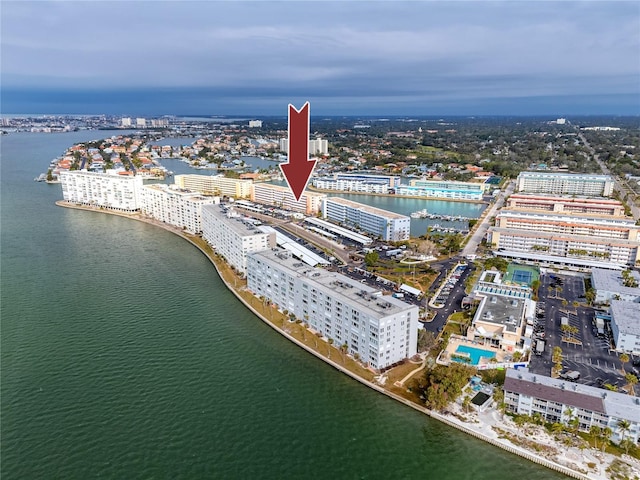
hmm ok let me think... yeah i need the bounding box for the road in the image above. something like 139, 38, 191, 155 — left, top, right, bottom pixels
461, 180, 515, 257
577, 131, 640, 221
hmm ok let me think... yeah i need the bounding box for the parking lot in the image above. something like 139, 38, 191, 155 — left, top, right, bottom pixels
527, 272, 637, 394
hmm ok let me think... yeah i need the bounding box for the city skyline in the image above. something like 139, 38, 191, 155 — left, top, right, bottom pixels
1, 1, 639, 116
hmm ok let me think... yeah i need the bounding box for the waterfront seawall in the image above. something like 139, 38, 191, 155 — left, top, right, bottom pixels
55, 200, 591, 480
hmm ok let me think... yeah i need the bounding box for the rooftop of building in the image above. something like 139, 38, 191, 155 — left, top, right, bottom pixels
203, 204, 269, 237
505, 368, 640, 423
252, 248, 416, 318
326, 196, 409, 220
517, 172, 612, 180
592, 268, 640, 296
494, 250, 628, 269
142, 183, 213, 201
496, 210, 637, 226
254, 182, 326, 198
474, 293, 526, 333
175, 173, 253, 184
610, 300, 640, 336
508, 193, 623, 205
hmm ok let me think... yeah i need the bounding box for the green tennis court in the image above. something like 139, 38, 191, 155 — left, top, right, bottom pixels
503, 263, 539, 286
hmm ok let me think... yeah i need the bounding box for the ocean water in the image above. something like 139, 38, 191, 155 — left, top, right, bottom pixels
0, 131, 564, 479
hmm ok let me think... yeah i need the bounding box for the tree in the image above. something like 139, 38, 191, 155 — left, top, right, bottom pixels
620, 353, 630, 374
624, 373, 638, 395
417, 329, 437, 353
364, 251, 379, 267
327, 338, 334, 359
46, 168, 54, 181
617, 419, 631, 449
462, 395, 472, 414
589, 425, 602, 450
340, 343, 348, 364
512, 351, 522, 362
601, 427, 612, 454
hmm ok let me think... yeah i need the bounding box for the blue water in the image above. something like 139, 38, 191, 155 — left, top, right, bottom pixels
455, 345, 497, 365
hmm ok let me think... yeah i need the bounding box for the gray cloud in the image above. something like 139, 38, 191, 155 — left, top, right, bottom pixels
1, 1, 638, 114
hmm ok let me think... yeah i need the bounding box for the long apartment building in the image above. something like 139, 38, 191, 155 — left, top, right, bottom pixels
395, 179, 484, 200
504, 368, 640, 443
139, 184, 218, 234
251, 183, 325, 215
60, 170, 143, 212
247, 248, 418, 369
323, 197, 410, 241
506, 194, 626, 217
516, 172, 614, 197
312, 173, 401, 194
174, 174, 253, 199
488, 210, 640, 266
609, 300, 640, 356
202, 205, 276, 275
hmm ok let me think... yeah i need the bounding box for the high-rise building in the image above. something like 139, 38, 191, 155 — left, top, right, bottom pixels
139, 184, 218, 234
247, 248, 418, 369
60, 170, 142, 212
121, 117, 132, 127
202, 205, 276, 275
516, 172, 614, 197
396, 179, 485, 200
135, 118, 147, 128
248, 120, 263, 128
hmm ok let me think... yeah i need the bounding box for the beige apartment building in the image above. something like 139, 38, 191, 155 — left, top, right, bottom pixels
251, 183, 325, 215
174, 174, 253, 199
506, 194, 626, 217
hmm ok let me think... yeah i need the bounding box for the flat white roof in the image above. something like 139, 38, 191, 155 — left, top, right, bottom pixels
610, 300, 640, 336
592, 268, 640, 296
325, 196, 409, 220
257, 225, 329, 266
494, 250, 626, 269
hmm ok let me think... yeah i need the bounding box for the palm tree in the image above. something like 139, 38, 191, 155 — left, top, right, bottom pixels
327, 338, 334, 359
624, 373, 638, 395
512, 351, 522, 363
589, 425, 602, 450
601, 427, 612, 454
617, 419, 631, 448
340, 343, 348, 364
620, 353, 630, 374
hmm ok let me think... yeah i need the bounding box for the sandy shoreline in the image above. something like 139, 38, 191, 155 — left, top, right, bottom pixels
56, 200, 636, 480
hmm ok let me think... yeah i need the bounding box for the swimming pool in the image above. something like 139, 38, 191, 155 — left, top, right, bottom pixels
453, 345, 496, 365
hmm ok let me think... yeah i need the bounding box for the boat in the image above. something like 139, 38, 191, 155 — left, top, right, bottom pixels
34, 173, 47, 182
410, 208, 429, 219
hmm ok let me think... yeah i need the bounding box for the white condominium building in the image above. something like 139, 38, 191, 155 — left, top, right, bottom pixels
201, 205, 276, 276
251, 183, 325, 215
60, 170, 143, 212
396, 179, 484, 200
504, 368, 640, 443
174, 174, 253, 199
323, 197, 410, 242
506, 194, 625, 217
591, 268, 640, 304
609, 300, 640, 355
312, 173, 400, 194
247, 248, 418, 369
139, 184, 219, 234
516, 172, 614, 197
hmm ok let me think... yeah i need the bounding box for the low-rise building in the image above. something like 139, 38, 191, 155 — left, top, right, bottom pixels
60, 170, 143, 212
252, 183, 325, 215
609, 300, 640, 355
395, 179, 484, 200
139, 184, 218, 234
504, 368, 640, 443
247, 248, 418, 370
591, 268, 640, 304
323, 197, 410, 241
202, 205, 276, 275
312, 173, 400, 194
174, 174, 253, 199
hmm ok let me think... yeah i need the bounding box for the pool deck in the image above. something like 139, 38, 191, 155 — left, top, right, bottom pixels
438, 335, 506, 366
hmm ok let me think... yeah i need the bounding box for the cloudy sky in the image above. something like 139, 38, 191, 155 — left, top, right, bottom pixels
2, 1, 639, 116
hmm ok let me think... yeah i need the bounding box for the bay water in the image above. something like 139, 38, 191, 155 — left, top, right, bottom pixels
0, 131, 563, 479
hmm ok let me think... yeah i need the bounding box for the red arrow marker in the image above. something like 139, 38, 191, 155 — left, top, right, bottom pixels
280, 102, 316, 201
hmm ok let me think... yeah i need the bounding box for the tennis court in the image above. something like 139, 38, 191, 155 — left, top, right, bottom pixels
503, 263, 539, 287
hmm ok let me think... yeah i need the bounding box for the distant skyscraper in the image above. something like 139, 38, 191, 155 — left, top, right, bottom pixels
121, 117, 132, 127
248, 120, 262, 128
136, 118, 146, 128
